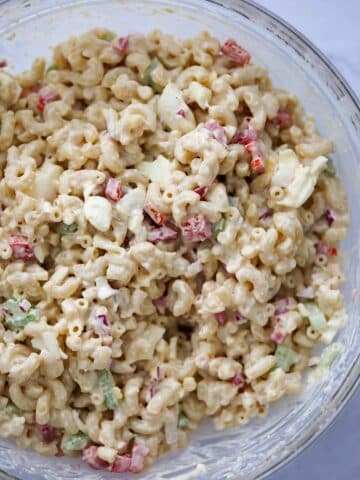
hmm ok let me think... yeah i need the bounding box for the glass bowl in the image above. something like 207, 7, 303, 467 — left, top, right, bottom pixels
0, 1, 359, 479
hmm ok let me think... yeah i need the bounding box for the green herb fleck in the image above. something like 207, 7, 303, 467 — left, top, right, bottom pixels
299, 303, 327, 332
57, 223, 78, 236
212, 216, 226, 238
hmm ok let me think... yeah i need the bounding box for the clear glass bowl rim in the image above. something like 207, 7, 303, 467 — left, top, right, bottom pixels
0, 0, 359, 479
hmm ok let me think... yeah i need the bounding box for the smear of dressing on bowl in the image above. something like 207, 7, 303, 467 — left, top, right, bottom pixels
156, 463, 206, 480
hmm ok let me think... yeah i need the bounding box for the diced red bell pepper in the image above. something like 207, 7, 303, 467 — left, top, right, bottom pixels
37, 424, 56, 444
82, 446, 109, 470
315, 242, 337, 256
194, 186, 208, 199
230, 127, 257, 145
153, 296, 167, 314
259, 207, 273, 220
148, 225, 178, 243
36, 88, 58, 112
245, 141, 266, 174
324, 208, 335, 227
9, 235, 34, 260
176, 109, 186, 117
105, 177, 123, 202
110, 454, 132, 473
271, 109, 292, 128
235, 312, 247, 324
232, 372, 245, 387
112, 36, 129, 54
203, 120, 227, 145
274, 298, 290, 316
181, 214, 212, 242
130, 440, 149, 473
271, 325, 286, 344
144, 200, 168, 225
214, 311, 227, 325
220, 38, 251, 66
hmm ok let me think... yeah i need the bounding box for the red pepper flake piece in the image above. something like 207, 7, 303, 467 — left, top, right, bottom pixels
194, 186, 208, 199
0, 60, 7, 68
181, 213, 212, 243
176, 109, 186, 117
232, 372, 245, 387
324, 208, 335, 227
220, 38, 251, 66
214, 311, 227, 325
235, 312, 248, 324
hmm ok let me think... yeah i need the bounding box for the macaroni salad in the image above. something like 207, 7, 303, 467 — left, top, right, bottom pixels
0, 29, 349, 473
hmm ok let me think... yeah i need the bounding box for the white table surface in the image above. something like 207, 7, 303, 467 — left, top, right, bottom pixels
254, 2, 360, 479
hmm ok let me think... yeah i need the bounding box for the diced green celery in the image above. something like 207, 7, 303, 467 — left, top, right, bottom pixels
324, 158, 336, 177
299, 303, 327, 332
57, 223, 78, 235
319, 342, 343, 369
212, 216, 226, 238
5, 404, 23, 416
178, 414, 189, 428
63, 431, 89, 451
1, 299, 40, 330
144, 58, 162, 92
99, 369, 118, 410
46, 64, 58, 73
308, 342, 343, 384
274, 345, 295, 372
104, 31, 116, 42
228, 196, 237, 207
1, 299, 21, 316
6, 310, 40, 330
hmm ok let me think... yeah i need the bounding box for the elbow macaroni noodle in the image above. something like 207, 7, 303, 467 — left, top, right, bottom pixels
0, 29, 349, 473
